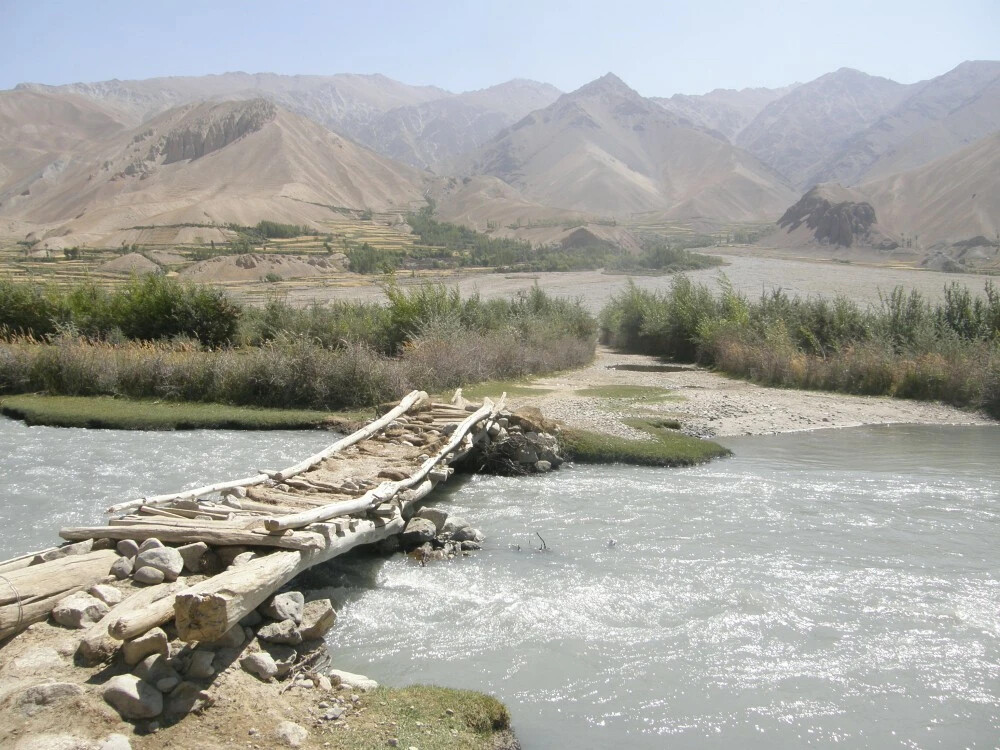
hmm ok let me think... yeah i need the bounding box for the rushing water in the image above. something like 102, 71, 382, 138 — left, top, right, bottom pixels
0, 419, 333, 558
1, 418, 997, 748
317, 424, 1000, 749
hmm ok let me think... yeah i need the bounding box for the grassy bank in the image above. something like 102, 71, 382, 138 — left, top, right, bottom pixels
340, 685, 515, 750
600, 277, 1000, 418
561, 420, 730, 467
0, 281, 597, 412
0, 394, 365, 430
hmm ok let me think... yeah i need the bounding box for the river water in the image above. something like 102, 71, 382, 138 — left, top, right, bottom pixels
0, 419, 997, 747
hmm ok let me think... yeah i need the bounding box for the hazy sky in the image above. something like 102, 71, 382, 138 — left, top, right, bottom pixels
0, 0, 996, 96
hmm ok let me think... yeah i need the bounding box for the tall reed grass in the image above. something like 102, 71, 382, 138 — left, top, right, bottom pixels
600, 277, 1000, 418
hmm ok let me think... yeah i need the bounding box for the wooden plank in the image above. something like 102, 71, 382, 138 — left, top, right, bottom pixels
59, 525, 325, 551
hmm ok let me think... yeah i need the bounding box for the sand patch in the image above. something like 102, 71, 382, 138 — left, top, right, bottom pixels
100, 252, 162, 275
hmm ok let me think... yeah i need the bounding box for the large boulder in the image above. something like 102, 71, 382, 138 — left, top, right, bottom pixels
261, 591, 304, 623
298, 600, 336, 640
52, 592, 109, 629
415, 507, 448, 532
258, 619, 302, 645
102, 675, 162, 719
134, 546, 184, 581
400, 517, 437, 549
176, 542, 208, 574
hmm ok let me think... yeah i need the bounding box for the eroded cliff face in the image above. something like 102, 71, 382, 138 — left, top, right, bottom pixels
777, 186, 882, 247
162, 99, 276, 164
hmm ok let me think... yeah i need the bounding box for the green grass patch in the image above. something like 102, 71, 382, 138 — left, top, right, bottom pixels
575, 384, 679, 401
561, 421, 729, 467
461, 380, 551, 400
0, 394, 353, 431
339, 685, 513, 750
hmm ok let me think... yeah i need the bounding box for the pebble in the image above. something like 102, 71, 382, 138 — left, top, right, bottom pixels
110, 556, 133, 580
116, 539, 139, 558
133, 566, 166, 585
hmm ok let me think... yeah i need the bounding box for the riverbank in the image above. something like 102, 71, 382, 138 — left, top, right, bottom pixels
0, 394, 366, 431
490, 347, 995, 439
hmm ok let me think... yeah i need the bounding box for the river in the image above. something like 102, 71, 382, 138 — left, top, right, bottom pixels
0, 420, 997, 747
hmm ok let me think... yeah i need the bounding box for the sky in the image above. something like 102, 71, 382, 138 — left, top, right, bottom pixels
0, 0, 996, 96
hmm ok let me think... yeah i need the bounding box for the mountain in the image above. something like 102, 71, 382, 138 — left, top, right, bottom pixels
861, 129, 1000, 246
470, 73, 797, 220
811, 60, 1000, 185
17, 73, 562, 175
17, 72, 448, 129
0, 98, 427, 248
653, 84, 797, 141
735, 68, 909, 188
0, 89, 126, 201
354, 79, 561, 171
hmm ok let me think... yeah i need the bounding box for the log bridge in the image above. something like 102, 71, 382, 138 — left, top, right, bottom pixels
0, 389, 512, 652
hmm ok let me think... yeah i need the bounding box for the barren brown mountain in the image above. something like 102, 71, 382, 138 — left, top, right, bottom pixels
471, 73, 797, 220
0, 98, 427, 249
735, 68, 909, 189
653, 84, 798, 142
812, 60, 1000, 186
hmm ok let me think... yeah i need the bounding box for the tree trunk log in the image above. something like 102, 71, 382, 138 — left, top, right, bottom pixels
78, 581, 184, 663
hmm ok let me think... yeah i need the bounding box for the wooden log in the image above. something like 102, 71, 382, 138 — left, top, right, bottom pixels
0, 549, 118, 641
0, 541, 91, 575
170, 474, 440, 643
262, 400, 495, 532
108, 581, 188, 641
59, 524, 325, 551
107, 474, 270, 515
270, 390, 427, 481
78, 581, 184, 663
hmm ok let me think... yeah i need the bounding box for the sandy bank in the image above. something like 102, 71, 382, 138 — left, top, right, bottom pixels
507, 347, 994, 439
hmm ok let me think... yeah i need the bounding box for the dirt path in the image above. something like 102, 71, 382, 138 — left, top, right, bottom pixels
508, 347, 994, 439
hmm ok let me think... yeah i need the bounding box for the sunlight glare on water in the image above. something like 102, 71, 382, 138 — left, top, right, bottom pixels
320, 425, 1000, 749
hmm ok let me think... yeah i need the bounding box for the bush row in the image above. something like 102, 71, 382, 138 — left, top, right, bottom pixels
599, 277, 1000, 417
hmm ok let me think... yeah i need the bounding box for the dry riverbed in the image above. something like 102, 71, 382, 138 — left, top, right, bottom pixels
502, 347, 993, 440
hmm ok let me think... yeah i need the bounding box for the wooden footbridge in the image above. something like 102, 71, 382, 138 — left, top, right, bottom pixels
0, 390, 513, 650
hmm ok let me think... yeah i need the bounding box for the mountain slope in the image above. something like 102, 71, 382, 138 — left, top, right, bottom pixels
653, 84, 797, 141
860, 130, 1000, 246
0, 98, 428, 247
353, 79, 561, 171
0, 89, 126, 203
736, 68, 909, 188
812, 60, 1000, 186
471, 73, 796, 220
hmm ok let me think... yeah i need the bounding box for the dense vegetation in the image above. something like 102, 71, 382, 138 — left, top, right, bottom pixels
0, 278, 597, 411
600, 277, 1000, 417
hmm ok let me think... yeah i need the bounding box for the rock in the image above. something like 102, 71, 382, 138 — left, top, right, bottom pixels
102, 675, 162, 719
123, 627, 169, 666
52, 592, 109, 629
110, 556, 133, 580
400, 517, 437, 549
258, 619, 302, 645
241, 652, 277, 682
206, 624, 245, 649
134, 546, 183, 581
535, 460, 552, 472
510, 405, 558, 434
442, 516, 470, 535
199, 549, 223, 574
323, 706, 345, 721
328, 669, 379, 692
165, 680, 212, 717
87, 584, 123, 606
155, 676, 179, 693
217, 546, 249, 567
115, 539, 139, 558
262, 643, 297, 677
460, 541, 481, 551
231, 551, 259, 567
176, 542, 208, 574
17, 682, 84, 716
133, 654, 179, 685
274, 721, 308, 748
240, 609, 263, 628
374, 536, 400, 555
298, 599, 336, 640
99, 734, 132, 750
262, 591, 305, 623
516, 447, 538, 464
186, 649, 215, 680
415, 507, 448, 532
133, 566, 165, 585
137, 538, 164, 553
449, 523, 482, 543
